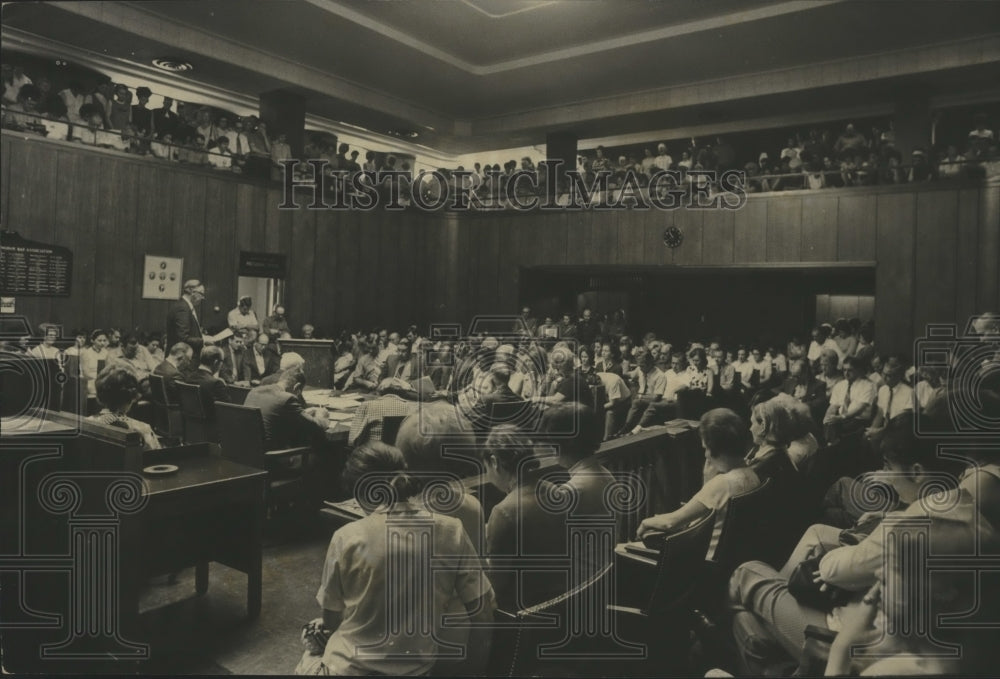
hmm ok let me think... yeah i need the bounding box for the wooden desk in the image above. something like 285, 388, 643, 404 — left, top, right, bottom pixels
131, 445, 268, 618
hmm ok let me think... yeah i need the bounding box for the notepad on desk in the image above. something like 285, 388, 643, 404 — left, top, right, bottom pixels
326, 411, 355, 422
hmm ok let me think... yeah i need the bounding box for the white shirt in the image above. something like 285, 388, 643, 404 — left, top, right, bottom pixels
316, 502, 493, 676
661, 368, 691, 402
690, 466, 760, 560
597, 371, 630, 404
827, 377, 877, 420
877, 382, 914, 421
653, 154, 673, 172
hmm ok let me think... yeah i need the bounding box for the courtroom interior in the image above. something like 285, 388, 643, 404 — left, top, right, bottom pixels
1, 1, 999, 676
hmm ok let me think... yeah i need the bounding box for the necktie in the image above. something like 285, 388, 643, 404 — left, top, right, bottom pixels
885, 386, 893, 420
843, 380, 852, 414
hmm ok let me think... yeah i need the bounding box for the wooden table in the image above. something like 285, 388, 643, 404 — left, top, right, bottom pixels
128, 445, 268, 618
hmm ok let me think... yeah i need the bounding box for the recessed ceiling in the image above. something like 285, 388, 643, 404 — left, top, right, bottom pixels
2, 0, 998, 155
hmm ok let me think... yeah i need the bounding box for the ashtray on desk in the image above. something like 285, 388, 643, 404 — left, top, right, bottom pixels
143, 464, 179, 476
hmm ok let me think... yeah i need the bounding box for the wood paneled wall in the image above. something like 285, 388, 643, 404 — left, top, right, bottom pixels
2, 133, 998, 355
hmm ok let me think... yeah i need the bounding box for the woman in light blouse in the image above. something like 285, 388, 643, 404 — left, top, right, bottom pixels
80, 329, 110, 399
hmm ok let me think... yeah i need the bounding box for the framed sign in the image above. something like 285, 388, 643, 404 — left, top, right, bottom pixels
0, 231, 73, 296
142, 255, 184, 300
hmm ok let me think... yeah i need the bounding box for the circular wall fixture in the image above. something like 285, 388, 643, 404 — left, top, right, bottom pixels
662, 226, 683, 248
151, 58, 194, 73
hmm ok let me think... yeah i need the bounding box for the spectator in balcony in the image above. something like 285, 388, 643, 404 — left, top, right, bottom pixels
150, 132, 175, 161
130, 86, 153, 137
363, 150, 377, 173
211, 114, 234, 148
780, 136, 801, 165
834, 123, 868, 159
908, 148, 933, 182
878, 148, 903, 184
195, 107, 215, 146
57, 81, 90, 126
855, 152, 878, 186
639, 147, 656, 176
937, 144, 964, 178
346, 150, 361, 175
652, 142, 673, 173
151, 96, 178, 139
2, 64, 32, 106
88, 80, 113, 129
820, 156, 843, 188
589, 145, 610, 173
33, 76, 61, 119
206, 135, 233, 170
107, 83, 131, 131
968, 113, 994, 157
270, 131, 293, 180
714, 136, 736, 171
3, 84, 42, 131
173, 102, 197, 144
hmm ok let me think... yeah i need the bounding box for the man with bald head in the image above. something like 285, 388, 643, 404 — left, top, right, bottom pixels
166, 279, 211, 355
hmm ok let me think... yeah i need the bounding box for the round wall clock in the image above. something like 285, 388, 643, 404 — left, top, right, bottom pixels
663, 226, 683, 248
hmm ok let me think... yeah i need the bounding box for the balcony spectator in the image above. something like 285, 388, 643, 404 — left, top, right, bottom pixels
2, 84, 42, 131
697, 141, 718, 173
907, 148, 933, 182
145, 96, 173, 140
820, 156, 843, 188
713, 136, 736, 171
270, 131, 292, 180
103, 83, 130, 130
33, 76, 60, 118
938, 144, 964, 178
2, 64, 32, 106
590, 146, 611, 173
195, 107, 215, 146
130, 86, 153, 137
347, 149, 361, 175
174, 102, 197, 144
149, 132, 175, 161
362, 150, 377, 173
878, 149, 903, 184
653, 142, 673, 172
57, 81, 91, 126
638, 147, 655, 176
968, 113, 994, 157
834, 122, 868, 159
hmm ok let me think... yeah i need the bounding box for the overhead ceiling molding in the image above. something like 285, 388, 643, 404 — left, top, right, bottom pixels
306, 0, 843, 74
458, 0, 560, 20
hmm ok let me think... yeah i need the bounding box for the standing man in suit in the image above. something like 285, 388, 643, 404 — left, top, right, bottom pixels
167, 279, 211, 356
219, 331, 248, 384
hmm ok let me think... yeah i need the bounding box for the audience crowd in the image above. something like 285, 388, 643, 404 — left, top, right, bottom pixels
6, 301, 1000, 676
4, 58, 998, 205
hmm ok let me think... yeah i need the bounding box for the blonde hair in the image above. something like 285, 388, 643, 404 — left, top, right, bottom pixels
752, 397, 796, 447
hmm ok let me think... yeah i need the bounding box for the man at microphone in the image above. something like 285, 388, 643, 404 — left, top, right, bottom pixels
166, 279, 215, 357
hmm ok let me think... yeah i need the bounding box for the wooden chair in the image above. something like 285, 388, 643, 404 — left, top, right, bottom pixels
215, 402, 312, 514
147, 374, 184, 444
380, 415, 405, 446
175, 381, 217, 443
710, 478, 779, 574
60, 375, 87, 416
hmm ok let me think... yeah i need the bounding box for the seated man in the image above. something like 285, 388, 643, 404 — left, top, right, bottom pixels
483, 425, 569, 611
347, 394, 418, 447
863, 355, 914, 445
154, 341, 193, 400
344, 339, 381, 392
637, 351, 690, 428
619, 348, 666, 434
243, 332, 281, 384
822, 356, 877, 446
261, 351, 306, 386
728, 432, 965, 675
779, 358, 827, 425
244, 367, 330, 451
532, 347, 594, 409
183, 346, 231, 416
219, 331, 249, 384
110, 332, 158, 380
596, 369, 631, 440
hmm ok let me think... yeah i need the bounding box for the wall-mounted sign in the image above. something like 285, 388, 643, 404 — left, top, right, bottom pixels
239, 251, 286, 279
142, 255, 184, 300
0, 232, 73, 297
0, 297, 15, 314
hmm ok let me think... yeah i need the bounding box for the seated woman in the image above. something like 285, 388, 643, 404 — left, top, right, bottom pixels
89, 364, 161, 450
484, 425, 570, 611
637, 408, 758, 560
298, 441, 495, 676
745, 396, 798, 486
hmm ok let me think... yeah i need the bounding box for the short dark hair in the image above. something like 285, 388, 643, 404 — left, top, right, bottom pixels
342, 441, 418, 501
95, 365, 142, 412
484, 425, 538, 476
200, 345, 223, 367
698, 408, 749, 459
538, 403, 602, 463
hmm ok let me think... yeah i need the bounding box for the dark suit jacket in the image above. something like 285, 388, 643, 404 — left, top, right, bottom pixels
184, 367, 230, 416
220, 346, 247, 383
242, 346, 280, 382
244, 384, 326, 451
166, 299, 203, 353
153, 360, 188, 400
